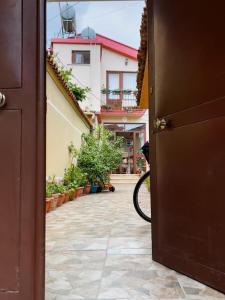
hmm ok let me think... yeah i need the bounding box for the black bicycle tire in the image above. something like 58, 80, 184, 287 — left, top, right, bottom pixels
133, 170, 151, 223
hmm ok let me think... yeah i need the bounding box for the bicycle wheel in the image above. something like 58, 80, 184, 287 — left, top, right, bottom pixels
133, 170, 151, 223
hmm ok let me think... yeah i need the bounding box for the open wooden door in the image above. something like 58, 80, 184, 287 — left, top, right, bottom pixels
150, 0, 225, 293
0, 1, 45, 299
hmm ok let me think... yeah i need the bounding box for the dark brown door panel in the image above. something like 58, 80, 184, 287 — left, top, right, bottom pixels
154, 0, 225, 117
152, 115, 225, 291
0, 1, 22, 89
0, 110, 21, 292
150, 0, 225, 293
155, 116, 225, 270
0, 0, 45, 299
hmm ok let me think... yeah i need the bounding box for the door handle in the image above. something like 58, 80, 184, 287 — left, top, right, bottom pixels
0, 92, 6, 108
154, 118, 167, 131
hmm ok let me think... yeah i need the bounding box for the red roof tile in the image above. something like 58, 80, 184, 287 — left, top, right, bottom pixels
51, 34, 138, 60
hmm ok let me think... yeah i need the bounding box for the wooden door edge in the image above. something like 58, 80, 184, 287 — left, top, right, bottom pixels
34, 0, 46, 299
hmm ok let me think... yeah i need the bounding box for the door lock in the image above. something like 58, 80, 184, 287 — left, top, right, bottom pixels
154, 118, 167, 131
0, 92, 6, 108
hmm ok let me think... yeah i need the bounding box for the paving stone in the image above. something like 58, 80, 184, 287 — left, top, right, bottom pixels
46, 184, 225, 300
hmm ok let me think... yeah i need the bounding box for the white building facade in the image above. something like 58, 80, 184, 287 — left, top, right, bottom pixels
52, 32, 149, 174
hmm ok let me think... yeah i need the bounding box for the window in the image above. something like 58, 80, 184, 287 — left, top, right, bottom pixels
108, 73, 120, 100
107, 72, 137, 101
123, 73, 136, 99
72, 51, 90, 64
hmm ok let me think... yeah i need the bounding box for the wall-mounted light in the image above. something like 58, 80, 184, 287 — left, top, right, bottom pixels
125, 58, 128, 66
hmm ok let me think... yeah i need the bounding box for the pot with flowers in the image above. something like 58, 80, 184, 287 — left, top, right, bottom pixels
46, 178, 59, 210
55, 183, 66, 206
45, 183, 53, 213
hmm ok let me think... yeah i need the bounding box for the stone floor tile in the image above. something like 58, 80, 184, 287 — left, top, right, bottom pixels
46, 184, 225, 300
108, 237, 151, 250
52, 237, 108, 252
107, 248, 151, 255
46, 251, 106, 271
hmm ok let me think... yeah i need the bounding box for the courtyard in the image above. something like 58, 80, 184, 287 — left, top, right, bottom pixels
45, 184, 225, 300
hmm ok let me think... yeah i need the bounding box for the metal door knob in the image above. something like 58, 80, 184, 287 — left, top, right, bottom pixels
0, 92, 6, 108
154, 118, 167, 130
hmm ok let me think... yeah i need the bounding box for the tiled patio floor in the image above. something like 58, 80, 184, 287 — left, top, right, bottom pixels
46, 184, 225, 300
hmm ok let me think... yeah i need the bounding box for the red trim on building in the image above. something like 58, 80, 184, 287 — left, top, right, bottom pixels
96, 109, 146, 122
51, 34, 138, 60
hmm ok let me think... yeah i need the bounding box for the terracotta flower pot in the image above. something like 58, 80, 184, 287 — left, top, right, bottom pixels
76, 186, 84, 197
61, 193, 66, 204
84, 184, 91, 194
45, 197, 52, 213
73, 188, 78, 199
104, 183, 109, 190
51, 194, 59, 210
68, 189, 75, 201
57, 194, 64, 207
64, 192, 69, 203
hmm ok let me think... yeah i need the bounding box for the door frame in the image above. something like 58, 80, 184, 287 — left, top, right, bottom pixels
34, 0, 46, 298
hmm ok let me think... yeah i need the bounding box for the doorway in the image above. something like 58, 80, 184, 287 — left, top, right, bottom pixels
104, 123, 146, 174
1, 0, 225, 299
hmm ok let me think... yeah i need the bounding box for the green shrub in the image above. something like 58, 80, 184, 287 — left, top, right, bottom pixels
64, 163, 87, 188
77, 125, 123, 184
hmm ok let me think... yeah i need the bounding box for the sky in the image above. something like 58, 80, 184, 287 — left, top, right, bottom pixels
47, 1, 145, 49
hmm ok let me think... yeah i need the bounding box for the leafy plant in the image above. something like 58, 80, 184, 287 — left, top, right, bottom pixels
77, 125, 123, 185
59, 67, 90, 102
122, 89, 132, 95
64, 162, 87, 188
46, 183, 53, 198
68, 188, 75, 200
112, 89, 121, 95
101, 104, 112, 110
101, 88, 111, 95
68, 142, 78, 164
55, 183, 65, 194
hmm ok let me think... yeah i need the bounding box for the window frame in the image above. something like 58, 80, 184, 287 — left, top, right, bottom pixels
72, 50, 91, 65
106, 71, 137, 104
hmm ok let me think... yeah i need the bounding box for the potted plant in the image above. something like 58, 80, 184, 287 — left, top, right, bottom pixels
56, 183, 65, 207
77, 126, 123, 195
46, 179, 59, 210
45, 183, 53, 213
84, 183, 91, 194
72, 166, 86, 197
68, 188, 75, 201
101, 88, 111, 95
64, 189, 70, 203
112, 89, 121, 95
123, 89, 132, 95
101, 104, 112, 111
67, 181, 78, 200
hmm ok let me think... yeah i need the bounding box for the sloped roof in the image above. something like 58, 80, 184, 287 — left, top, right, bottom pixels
137, 6, 148, 105
51, 34, 138, 60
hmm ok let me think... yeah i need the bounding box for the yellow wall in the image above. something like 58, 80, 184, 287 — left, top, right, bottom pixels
46, 66, 91, 178
139, 58, 149, 109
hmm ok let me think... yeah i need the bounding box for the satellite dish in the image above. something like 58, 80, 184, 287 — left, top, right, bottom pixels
81, 27, 96, 39
60, 3, 76, 34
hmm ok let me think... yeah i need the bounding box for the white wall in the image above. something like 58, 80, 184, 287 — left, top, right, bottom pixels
53, 43, 102, 112
101, 48, 138, 105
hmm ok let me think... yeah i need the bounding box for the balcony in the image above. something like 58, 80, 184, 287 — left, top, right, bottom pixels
101, 90, 143, 111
